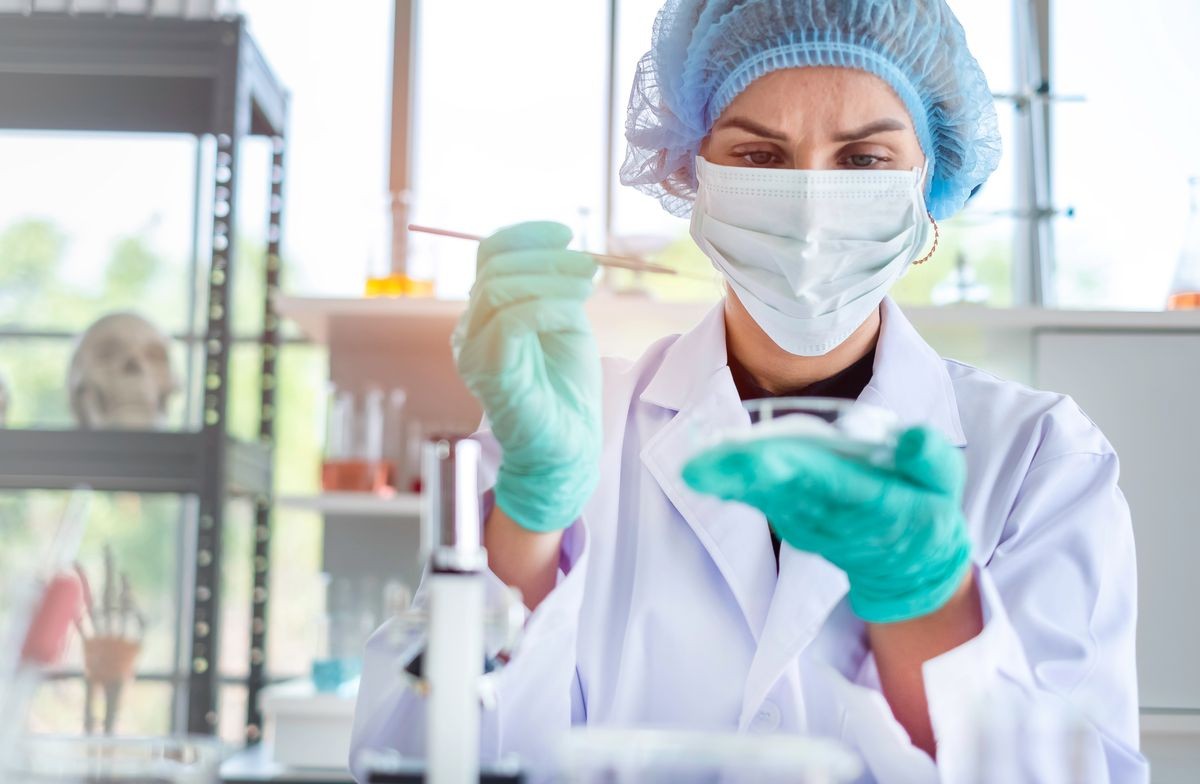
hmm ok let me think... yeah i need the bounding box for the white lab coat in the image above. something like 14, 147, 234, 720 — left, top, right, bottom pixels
351, 298, 1148, 783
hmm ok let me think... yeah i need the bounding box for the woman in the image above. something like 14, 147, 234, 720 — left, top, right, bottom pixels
352, 1, 1147, 781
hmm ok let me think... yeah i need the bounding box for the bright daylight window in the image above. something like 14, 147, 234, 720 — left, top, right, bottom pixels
1052, 0, 1200, 308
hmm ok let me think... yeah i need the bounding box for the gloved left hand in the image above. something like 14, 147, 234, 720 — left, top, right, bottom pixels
682, 425, 972, 623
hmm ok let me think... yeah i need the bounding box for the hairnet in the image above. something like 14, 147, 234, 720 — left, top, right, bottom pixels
620, 0, 1002, 221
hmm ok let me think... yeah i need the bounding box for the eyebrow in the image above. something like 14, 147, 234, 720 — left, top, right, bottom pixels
712, 116, 789, 142
712, 116, 910, 143
831, 118, 908, 142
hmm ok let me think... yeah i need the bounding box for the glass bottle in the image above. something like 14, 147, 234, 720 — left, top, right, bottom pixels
364, 191, 435, 299
1168, 176, 1200, 310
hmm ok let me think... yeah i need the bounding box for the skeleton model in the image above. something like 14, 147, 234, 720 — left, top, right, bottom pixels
75, 545, 146, 736
67, 312, 179, 430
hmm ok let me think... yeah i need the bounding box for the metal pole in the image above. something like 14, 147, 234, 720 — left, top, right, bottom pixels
389, 0, 419, 277
187, 22, 246, 735
244, 129, 286, 745
603, 0, 619, 255
171, 137, 207, 733
1012, 0, 1056, 307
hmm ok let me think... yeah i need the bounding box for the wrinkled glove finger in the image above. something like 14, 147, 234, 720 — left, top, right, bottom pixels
892, 426, 965, 498
463, 273, 594, 341
477, 221, 572, 270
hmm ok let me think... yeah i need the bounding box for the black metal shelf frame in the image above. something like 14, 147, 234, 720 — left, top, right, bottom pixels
0, 13, 287, 742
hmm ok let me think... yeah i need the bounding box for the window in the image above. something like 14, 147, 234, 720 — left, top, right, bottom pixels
0, 134, 199, 334
239, 0, 393, 297
1051, 0, 1200, 308
409, 0, 610, 299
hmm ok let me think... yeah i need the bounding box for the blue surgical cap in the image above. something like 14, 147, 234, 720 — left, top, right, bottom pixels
620, 0, 1002, 221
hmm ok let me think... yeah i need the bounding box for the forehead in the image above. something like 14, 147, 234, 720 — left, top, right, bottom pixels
717, 67, 911, 130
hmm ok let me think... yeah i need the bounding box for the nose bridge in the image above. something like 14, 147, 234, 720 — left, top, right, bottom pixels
790, 140, 825, 171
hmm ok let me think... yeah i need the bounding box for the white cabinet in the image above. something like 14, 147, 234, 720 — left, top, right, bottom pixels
1034, 331, 1200, 712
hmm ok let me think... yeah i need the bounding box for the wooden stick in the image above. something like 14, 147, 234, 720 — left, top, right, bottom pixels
407, 224, 711, 281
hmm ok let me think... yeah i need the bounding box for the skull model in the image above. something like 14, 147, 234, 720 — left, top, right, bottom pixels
68, 313, 179, 430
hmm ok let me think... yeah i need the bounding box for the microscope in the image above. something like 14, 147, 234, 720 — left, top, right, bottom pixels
364, 436, 524, 784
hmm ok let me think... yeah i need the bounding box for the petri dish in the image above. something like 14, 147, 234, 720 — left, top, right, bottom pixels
696, 396, 900, 468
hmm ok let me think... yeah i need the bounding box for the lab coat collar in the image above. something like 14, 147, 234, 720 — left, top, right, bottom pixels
862, 298, 968, 447
639, 301, 729, 412
638, 297, 967, 447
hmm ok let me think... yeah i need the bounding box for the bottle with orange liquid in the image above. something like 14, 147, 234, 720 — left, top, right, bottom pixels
1168, 176, 1200, 310
321, 384, 407, 494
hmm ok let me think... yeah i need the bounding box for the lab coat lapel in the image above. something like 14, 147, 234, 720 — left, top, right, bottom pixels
740, 545, 848, 729
639, 304, 777, 643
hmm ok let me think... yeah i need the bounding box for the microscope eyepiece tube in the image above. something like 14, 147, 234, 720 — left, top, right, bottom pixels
421, 436, 485, 574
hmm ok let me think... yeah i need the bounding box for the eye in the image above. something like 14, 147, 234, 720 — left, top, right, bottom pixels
741, 150, 781, 167
845, 154, 883, 168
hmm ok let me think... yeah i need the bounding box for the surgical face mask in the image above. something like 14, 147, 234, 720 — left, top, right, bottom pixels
689, 156, 933, 356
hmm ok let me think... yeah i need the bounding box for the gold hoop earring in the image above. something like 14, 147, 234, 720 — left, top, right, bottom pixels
913, 212, 939, 265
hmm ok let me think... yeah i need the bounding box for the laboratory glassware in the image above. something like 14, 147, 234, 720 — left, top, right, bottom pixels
1168, 176, 1200, 310
558, 727, 862, 784
5, 735, 222, 784
931, 250, 990, 306
321, 384, 407, 494
0, 489, 90, 775
690, 397, 901, 470
365, 193, 435, 299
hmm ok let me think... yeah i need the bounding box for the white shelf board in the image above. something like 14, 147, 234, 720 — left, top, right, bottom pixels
277, 293, 1200, 348
906, 305, 1200, 332
276, 492, 421, 518
275, 294, 465, 345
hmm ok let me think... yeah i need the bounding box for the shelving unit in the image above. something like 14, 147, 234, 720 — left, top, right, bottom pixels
0, 430, 271, 496
0, 13, 287, 742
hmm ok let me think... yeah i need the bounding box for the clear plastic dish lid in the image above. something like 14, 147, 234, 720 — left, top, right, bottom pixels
558, 726, 863, 783
703, 397, 900, 467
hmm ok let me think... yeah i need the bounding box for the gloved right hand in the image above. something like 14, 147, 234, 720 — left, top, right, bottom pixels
452, 221, 602, 533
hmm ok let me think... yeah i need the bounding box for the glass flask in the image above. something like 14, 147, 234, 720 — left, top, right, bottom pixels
1168, 176, 1200, 310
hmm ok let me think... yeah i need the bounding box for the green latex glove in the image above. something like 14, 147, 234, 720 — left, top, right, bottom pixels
682, 426, 972, 623
452, 221, 601, 533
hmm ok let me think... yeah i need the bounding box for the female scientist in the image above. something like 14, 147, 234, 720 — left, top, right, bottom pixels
352, 1, 1147, 780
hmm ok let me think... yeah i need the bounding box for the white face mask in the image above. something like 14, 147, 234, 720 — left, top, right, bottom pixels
690, 156, 933, 356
